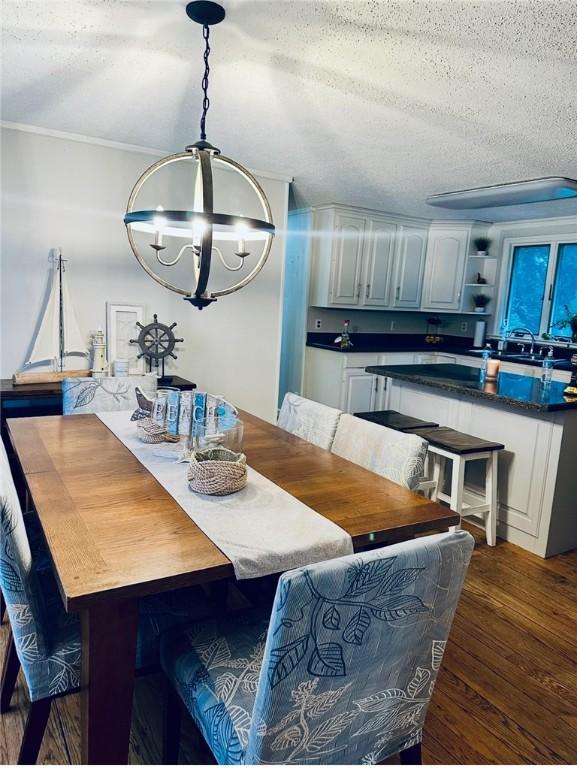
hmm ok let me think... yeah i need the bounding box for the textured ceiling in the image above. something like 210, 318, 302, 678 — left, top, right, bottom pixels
3, 0, 577, 222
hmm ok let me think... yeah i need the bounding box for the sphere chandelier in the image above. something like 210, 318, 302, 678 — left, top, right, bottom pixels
124, 1, 275, 309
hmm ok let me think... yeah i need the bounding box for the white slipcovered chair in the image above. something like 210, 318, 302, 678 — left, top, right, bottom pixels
277, 392, 342, 451
331, 413, 428, 491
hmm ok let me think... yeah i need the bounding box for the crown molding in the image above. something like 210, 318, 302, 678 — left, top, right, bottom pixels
0, 121, 293, 183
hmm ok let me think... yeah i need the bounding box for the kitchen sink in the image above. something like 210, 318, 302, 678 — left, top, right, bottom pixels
510, 354, 566, 364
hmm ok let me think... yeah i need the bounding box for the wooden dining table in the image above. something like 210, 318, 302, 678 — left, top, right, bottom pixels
7, 410, 459, 764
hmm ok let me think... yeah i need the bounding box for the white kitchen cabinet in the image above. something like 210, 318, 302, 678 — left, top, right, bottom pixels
330, 211, 366, 305
342, 369, 379, 412
362, 218, 397, 307
421, 225, 469, 311
307, 205, 429, 310
392, 226, 428, 308
303, 347, 421, 414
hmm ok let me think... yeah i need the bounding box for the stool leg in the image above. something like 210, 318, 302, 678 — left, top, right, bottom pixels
431, 454, 443, 502
485, 452, 498, 546
449, 455, 465, 531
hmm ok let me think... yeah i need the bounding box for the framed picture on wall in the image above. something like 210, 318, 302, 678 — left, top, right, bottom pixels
106, 303, 145, 375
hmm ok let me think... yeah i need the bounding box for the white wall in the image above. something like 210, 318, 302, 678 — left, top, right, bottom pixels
307, 307, 476, 336
1, 126, 290, 422
185, 168, 290, 420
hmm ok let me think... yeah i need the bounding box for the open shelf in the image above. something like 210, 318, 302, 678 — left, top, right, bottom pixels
469, 255, 497, 259
464, 283, 495, 288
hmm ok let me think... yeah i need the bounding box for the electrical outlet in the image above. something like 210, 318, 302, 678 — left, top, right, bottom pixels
315, 319, 322, 329
460, 322, 468, 332
390, 320, 396, 331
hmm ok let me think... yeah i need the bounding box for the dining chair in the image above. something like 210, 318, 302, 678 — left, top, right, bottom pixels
331, 413, 428, 492
277, 392, 342, 450
62, 374, 157, 415
0, 439, 211, 764
160, 529, 474, 765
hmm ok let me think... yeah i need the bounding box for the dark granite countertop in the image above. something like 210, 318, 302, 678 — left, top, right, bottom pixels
365, 364, 577, 412
306, 333, 573, 371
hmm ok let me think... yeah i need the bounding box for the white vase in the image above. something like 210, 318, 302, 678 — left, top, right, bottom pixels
476, 250, 487, 256
474, 307, 486, 313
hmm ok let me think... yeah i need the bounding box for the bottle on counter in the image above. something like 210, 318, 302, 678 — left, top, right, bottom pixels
334, 319, 353, 349
541, 348, 554, 384
480, 343, 492, 378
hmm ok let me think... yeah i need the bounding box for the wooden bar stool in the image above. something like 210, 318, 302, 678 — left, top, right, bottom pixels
355, 410, 439, 432
411, 426, 505, 546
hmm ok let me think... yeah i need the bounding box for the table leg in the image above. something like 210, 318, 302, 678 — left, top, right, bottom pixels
81, 598, 139, 764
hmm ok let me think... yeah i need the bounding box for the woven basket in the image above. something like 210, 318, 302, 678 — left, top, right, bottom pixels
187, 447, 247, 496
137, 418, 180, 444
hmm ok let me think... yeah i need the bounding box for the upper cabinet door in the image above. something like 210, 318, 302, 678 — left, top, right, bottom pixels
392, 226, 428, 308
421, 228, 469, 311
329, 213, 366, 305
361, 218, 397, 307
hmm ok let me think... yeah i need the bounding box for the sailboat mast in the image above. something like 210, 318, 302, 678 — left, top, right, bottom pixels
58, 252, 64, 371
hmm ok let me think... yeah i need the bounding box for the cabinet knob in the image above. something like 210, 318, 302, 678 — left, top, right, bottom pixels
366, 283, 370, 299
356, 282, 361, 299
396, 286, 400, 300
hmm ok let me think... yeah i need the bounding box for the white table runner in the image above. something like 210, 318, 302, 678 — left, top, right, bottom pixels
97, 411, 353, 580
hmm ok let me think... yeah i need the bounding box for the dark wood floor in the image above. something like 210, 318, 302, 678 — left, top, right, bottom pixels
2, 525, 577, 764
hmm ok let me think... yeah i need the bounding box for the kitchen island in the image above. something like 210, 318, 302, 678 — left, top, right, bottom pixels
366, 363, 577, 557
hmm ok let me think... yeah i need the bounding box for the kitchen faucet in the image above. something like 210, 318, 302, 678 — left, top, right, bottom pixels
508, 327, 536, 355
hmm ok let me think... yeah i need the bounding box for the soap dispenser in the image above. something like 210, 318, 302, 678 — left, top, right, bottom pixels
481, 343, 492, 377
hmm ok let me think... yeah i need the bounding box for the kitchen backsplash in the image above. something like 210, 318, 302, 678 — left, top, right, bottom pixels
307, 307, 477, 336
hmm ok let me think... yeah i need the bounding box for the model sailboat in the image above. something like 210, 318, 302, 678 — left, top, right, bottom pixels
13, 250, 89, 384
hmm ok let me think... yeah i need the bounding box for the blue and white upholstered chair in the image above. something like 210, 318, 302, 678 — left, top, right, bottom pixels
0, 439, 211, 764
277, 393, 342, 451
62, 374, 157, 415
331, 413, 428, 492
161, 530, 474, 765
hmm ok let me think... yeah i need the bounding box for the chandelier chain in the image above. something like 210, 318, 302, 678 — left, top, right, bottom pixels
200, 24, 210, 141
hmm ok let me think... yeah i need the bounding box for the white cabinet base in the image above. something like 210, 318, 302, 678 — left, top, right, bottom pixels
388, 379, 577, 557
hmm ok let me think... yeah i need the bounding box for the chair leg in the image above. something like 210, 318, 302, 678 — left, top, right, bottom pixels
1, 631, 21, 713
18, 698, 52, 765
0, 591, 5, 624
485, 451, 498, 546
399, 741, 422, 765
162, 677, 183, 765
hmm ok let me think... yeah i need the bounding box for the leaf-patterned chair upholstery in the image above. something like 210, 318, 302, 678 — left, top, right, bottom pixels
62, 375, 157, 415
331, 413, 428, 491
0, 439, 212, 763
277, 393, 342, 451
161, 530, 474, 765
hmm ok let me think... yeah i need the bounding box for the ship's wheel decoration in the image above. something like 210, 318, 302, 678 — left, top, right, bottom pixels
130, 314, 184, 379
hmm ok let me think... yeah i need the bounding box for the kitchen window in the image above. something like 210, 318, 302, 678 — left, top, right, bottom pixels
504, 238, 577, 339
